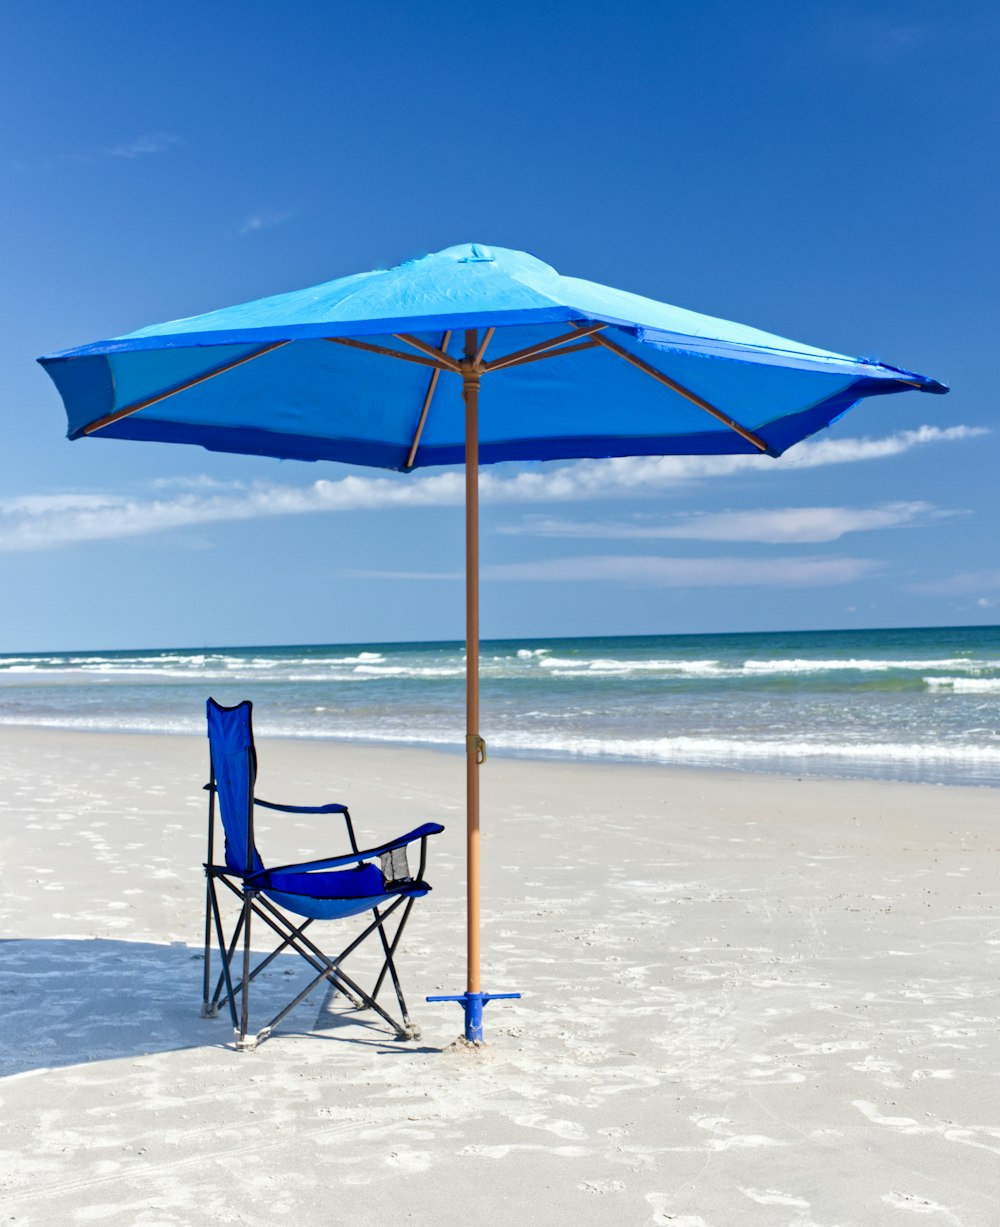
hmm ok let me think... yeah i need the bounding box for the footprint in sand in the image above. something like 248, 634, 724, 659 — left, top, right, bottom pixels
642, 1197, 709, 1227
740, 1187, 810, 1208
512, 1112, 586, 1140
688, 1115, 785, 1152
882, 1191, 963, 1222
459, 1142, 588, 1159
578, 1178, 625, 1194
385, 1150, 433, 1172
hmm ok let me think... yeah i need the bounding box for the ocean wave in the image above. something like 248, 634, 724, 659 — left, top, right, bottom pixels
79, 665, 227, 677
742, 657, 991, 674
68, 653, 208, 665
0, 713, 202, 734
351, 665, 465, 678
538, 656, 728, 676
488, 731, 1000, 767
311, 651, 386, 664
531, 654, 997, 679
0, 665, 244, 680
925, 676, 1000, 693
0, 649, 389, 674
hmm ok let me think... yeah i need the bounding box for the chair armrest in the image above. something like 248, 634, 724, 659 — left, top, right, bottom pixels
248, 821, 444, 880
254, 797, 348, 815
204, 785, 348, 815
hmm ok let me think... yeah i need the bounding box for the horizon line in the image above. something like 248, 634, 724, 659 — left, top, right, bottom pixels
2, 619, 997, 659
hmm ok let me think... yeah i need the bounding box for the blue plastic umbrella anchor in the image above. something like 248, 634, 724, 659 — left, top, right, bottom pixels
425, 991, 522, 1043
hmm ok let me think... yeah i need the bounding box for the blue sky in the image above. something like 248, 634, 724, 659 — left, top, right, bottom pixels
2, 1, 995, 651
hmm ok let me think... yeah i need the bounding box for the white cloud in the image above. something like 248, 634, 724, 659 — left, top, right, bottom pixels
776, 424, 982, 466
0, 473, 466, 552
103, 133, 182, 159
468, 426, 982, 504
500, 501, 951, 545
147, 475, 239, 492
62, 133, 183, 164
0, 424, 981, 554
565, 425, 983, 491
239, 209, 296, 236
1, 492, 124, 516
352, 555, 880, 587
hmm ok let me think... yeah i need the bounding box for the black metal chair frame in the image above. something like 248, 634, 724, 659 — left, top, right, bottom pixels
201, 715, 440, 1051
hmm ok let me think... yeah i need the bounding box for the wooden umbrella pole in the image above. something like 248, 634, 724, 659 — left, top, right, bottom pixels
426, 333, 519, 1040
463, 331, 482, 998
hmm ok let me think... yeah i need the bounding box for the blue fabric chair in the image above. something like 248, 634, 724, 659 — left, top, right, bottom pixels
202, 698, 444, 1049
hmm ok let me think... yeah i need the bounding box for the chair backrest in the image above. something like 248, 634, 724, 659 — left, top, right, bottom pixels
206, 698, 263, 875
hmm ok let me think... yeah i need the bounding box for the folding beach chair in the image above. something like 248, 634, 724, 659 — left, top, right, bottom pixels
201, 698, 444, 1049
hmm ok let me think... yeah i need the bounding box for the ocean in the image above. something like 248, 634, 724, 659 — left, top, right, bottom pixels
1, 625, 998, 787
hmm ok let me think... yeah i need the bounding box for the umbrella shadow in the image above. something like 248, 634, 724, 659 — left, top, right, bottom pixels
0, 937, 436, 1075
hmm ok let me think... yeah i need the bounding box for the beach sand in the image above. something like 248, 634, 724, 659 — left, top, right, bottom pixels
1, 726, 998, 1225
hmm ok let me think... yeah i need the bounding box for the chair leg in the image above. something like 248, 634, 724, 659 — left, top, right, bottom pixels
237, 894, 255, 1049
202, 876, 217, 1017
310, 896, 420, 1039
260, 964, 345, 1038
320, 963, 411, 1039
210, 887, 268, 1050
370, 898, 419, 1037
218, 887, 294, 1015
211, 907, 246, 1012
207, 878, 241, 1031
211, 877, 277, 1013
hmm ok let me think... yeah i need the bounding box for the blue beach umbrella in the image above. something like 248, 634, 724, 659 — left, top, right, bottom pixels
39, 242, 947, 1041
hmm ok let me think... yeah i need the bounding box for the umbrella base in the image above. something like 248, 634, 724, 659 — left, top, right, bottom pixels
426, 990, 521, 1042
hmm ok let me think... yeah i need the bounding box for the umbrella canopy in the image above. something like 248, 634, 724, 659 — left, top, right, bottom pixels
39, 242, 947, 1041
41, 242, 945, 470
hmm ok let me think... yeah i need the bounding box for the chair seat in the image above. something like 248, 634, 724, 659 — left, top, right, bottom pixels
262, 862, 386, 899
258, 862, 430, 921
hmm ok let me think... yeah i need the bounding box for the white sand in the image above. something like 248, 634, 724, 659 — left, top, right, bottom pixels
1, 727, 998, 1225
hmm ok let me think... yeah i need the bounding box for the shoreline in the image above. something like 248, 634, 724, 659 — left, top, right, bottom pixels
0, 718, 996, 790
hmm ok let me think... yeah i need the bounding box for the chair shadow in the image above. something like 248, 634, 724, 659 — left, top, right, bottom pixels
0, 937, 442, 1076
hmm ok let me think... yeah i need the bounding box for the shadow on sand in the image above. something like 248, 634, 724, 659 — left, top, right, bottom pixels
0, 938, 441, 1076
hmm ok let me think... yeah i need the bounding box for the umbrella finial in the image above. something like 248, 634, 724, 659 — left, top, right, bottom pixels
460, 243, 494, 263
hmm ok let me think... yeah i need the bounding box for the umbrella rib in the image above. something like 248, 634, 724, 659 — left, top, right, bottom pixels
81, 340, 291, 436
404, 330, 451, 469
583, 329, 772, 454
325, 335, 449, 371
493, 339, 602, 370
394, 334, 462, 372
474, 328, 494, 365
482, 322, 607, 373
